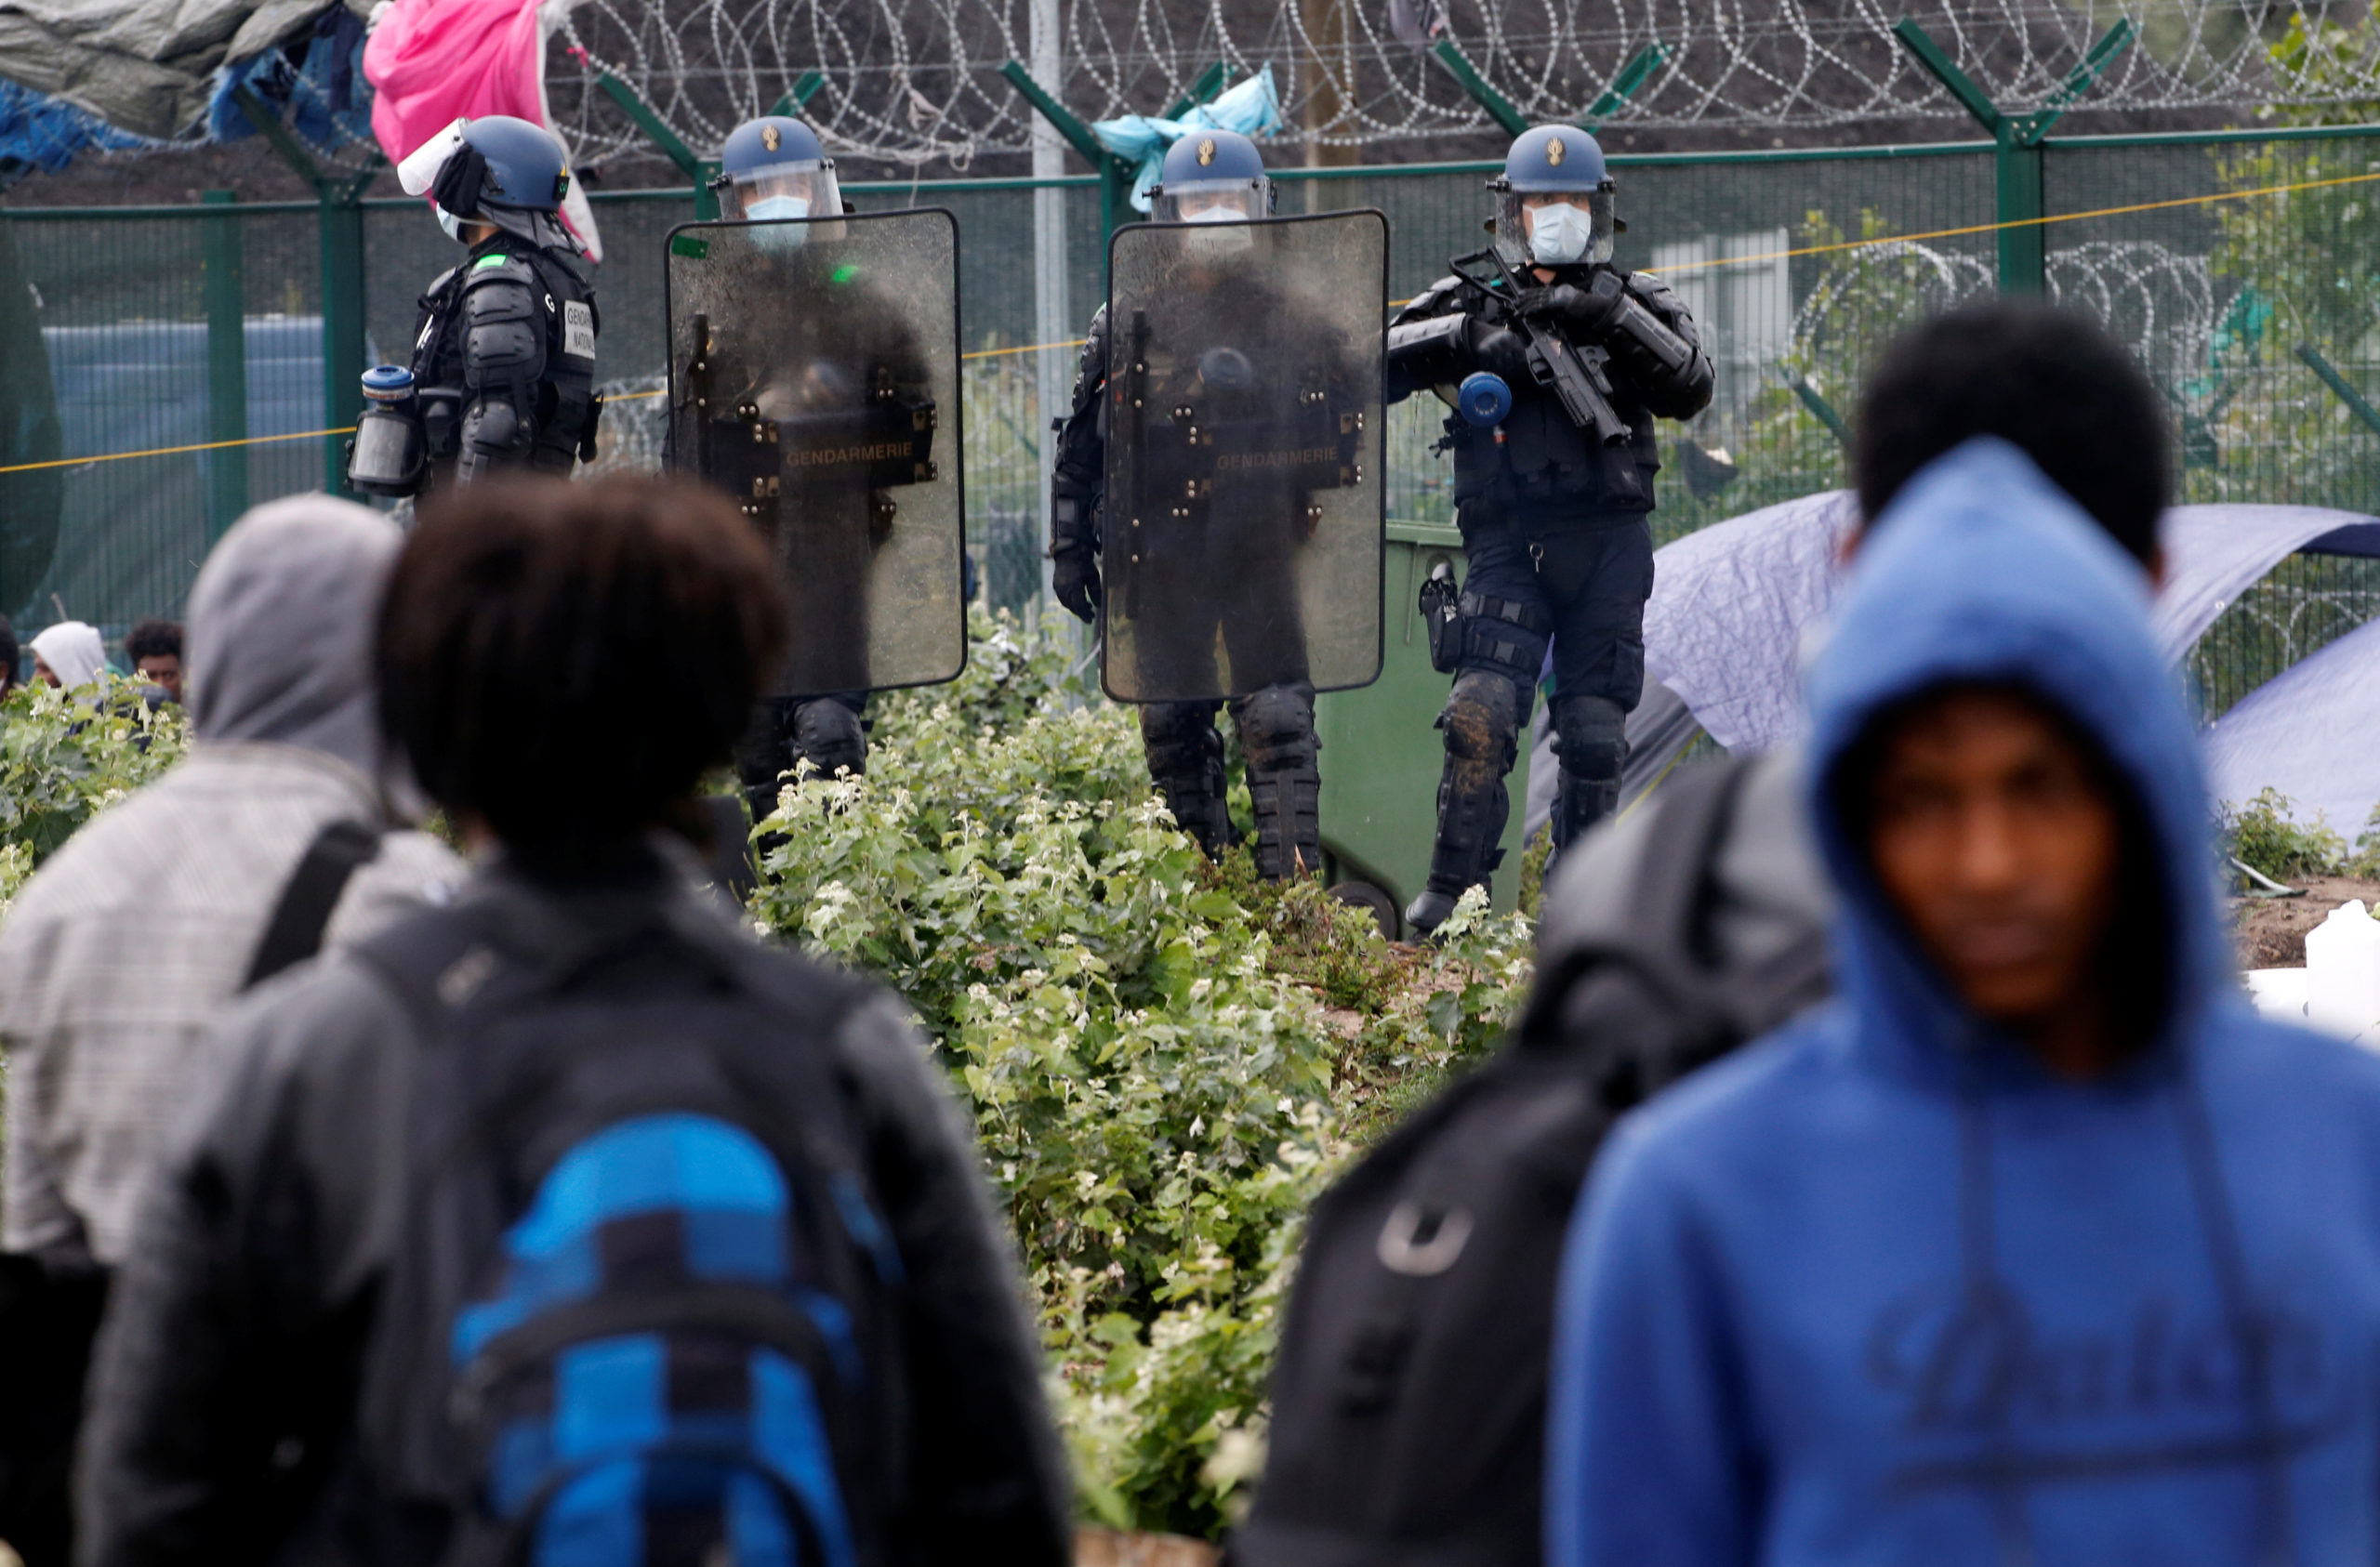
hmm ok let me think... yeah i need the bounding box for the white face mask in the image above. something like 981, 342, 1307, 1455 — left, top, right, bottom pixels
1527, 201, 1594, 266
437, 205, 464, 243
1183, 204, 1253, 258
747, 194, 813, 252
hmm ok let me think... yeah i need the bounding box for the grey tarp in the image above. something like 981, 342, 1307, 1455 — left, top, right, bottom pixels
0, 0, 323, 138
1524, 490, 2380, 838
2205, 615, 2380, 835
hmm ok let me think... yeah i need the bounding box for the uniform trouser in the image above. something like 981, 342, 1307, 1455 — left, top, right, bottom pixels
1140, 683, 1322, 880
1421, 507, 1655, 901
737, 691, 869, 824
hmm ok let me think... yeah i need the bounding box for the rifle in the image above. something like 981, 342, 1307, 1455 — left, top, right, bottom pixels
1453, 247, 1631, 447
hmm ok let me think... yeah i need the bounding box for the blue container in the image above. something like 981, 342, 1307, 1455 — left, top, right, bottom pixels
1457, 371, 1512, 428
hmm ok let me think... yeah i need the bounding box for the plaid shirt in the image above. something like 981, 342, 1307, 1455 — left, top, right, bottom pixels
0, 742, 463, 1264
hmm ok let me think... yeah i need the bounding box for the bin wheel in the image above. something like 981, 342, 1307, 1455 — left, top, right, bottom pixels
1328, 880, 1399, 942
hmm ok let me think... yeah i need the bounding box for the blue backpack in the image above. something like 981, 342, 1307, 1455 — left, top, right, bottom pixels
352, 902, 907, 1567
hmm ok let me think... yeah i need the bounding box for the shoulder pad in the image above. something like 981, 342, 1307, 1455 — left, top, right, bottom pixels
461, 253, 539, 289
1626, 270, 1685, 311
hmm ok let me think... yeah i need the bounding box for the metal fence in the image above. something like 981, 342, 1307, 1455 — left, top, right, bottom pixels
4, 124, 2376, 719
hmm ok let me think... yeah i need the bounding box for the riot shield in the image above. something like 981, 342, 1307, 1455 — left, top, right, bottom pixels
666, 207, 966, 698
1102, 209, 1386, 704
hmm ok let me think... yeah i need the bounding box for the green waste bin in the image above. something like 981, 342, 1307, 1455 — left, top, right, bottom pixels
1316, 519, 1531, 936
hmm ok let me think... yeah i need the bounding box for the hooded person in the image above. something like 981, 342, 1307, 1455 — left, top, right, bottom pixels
27, 620, 106, 693
1546, 439, 2380, 1566
0, 495, 465, 1268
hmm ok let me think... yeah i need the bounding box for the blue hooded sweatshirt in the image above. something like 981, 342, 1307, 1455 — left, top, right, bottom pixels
1546, 438, 2380, 1567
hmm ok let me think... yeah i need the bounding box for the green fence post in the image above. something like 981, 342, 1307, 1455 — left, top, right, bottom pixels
599, 73, 718, 217
1893, 17, 2129, 296
231, 86, 371, 491
1163, 61, 1235, 121
1781, 366, 1852, 450
1430, 40, 1530, 138
2298, 343, 2380, 439
767, 71, 827, 119
999, 61, 1137, 244
1581, 44, 1668, 129
201, 191, 248, 534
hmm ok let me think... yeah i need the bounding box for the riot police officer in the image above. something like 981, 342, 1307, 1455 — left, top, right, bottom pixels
1385, 125, 1712, 934
694, 115, 946, 818
1050, 129, 1352, 881
403, 116, 601, 489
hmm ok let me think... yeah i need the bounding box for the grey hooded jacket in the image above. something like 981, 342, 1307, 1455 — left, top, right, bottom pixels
0, 495, 464, 1265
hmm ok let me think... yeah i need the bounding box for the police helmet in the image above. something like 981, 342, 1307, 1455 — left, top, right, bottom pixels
1487, 125, 1618, 269
1148, 128, 1273, 223
713, 116, 841, 223
403, 115, 576, 251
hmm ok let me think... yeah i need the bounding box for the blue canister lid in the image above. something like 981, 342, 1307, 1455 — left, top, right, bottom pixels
361, 364, 416, 402
1457, 371, 1512, 428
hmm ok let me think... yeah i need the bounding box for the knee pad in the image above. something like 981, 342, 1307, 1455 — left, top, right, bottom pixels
1437, 669, 1524, 768
792, 699, 867, 779
1140, 703, 1224, 777
1552, 692, 1629, 783
1232, 682, 1318, 770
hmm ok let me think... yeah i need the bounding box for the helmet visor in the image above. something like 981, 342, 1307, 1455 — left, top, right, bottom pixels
721, 161, 841, 222
1152, 177, 1270, 224
1495, 186, 1616, 268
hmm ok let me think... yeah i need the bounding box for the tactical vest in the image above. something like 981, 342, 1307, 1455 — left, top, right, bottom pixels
1443, 271, 1661, 518
409, 240, 600, 478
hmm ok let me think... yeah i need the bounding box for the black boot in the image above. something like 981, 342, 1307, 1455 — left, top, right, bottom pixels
1141, 702, 1235, 859
1405, 670, 1521, 936
1232, 682, 1321, 880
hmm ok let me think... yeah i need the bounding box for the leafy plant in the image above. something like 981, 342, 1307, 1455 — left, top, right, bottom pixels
0, 678, 187, 914
2216, 786, 2380, 880
747, 609, 1536, 1535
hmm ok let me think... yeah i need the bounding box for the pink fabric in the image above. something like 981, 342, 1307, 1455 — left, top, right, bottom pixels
364, 0, 603, 261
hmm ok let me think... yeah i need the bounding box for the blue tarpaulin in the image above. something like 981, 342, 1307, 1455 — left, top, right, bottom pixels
1091, 67, 1284, 213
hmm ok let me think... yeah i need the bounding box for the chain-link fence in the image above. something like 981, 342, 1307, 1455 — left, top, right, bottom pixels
5, 125, 2376, 716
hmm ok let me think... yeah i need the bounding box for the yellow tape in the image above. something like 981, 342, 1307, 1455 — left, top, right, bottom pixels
10, 162, 2375, 477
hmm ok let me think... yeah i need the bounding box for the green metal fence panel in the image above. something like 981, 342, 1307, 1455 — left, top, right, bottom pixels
7, 132, 2379, 721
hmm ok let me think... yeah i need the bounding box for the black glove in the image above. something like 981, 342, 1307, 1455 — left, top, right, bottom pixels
1467, 321, 1533, 386
1053, 548, 1102, 624
1517, 273, 1628, 341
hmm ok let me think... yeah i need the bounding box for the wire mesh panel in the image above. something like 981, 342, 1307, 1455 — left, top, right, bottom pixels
9, 132, 2380, 714
4, 204, 323, 633
2044, 130, 2380, 519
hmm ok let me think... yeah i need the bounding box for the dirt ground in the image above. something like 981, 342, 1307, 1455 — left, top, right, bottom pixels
2232, 876, 2380, 969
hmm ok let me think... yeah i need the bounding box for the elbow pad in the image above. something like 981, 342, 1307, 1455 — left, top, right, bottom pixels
1386, 311, 1475, 398
1611, 275, 1714, 417
460, 263, 547, 395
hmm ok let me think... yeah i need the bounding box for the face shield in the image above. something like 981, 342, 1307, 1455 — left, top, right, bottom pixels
1152, 177, 1270, 225
1494, 183, 1618, 269
719, 161, 842, 225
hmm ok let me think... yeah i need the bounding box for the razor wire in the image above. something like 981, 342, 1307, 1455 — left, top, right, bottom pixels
544, 0, 2380, 171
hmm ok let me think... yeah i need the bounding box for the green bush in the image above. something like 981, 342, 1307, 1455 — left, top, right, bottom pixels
0, 615, 1540, 1540
2220, 786, 2380, 880
747, 610, 1535, 1535
0, 678, 187, 915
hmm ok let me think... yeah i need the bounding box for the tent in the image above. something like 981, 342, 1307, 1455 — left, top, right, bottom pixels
1526, 492, 2380, 836
2205, 614, 2380, 839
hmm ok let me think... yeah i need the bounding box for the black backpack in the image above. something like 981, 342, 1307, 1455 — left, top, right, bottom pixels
348, 898, 909, 1567
1233, 757, 1829, 1567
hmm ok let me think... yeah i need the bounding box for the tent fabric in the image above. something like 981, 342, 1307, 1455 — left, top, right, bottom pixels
362, 0, 602, 260
206, 4, 370, 152
2204, 614, 2380, 836
1635, 490, 2380, 758
0, 0, 325, 138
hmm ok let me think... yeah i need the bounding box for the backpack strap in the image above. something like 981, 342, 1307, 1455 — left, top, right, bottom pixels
1514, 756, 1757, 1052
243, 820, 385, 991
